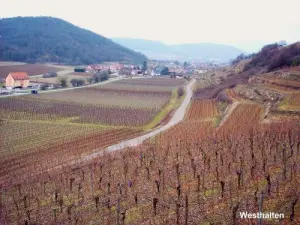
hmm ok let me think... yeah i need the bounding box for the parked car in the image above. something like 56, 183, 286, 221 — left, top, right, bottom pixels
13, 86, 23, 89
31, 90, 38, 94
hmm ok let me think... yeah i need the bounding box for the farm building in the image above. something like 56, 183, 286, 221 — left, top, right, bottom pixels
6, 72, 30, 89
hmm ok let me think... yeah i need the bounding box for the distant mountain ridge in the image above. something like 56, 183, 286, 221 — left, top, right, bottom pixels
112, 38, 245, 62
0, 17, 147, 65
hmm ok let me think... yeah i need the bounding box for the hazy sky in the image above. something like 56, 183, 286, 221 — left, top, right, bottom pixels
1, 0, 299, 52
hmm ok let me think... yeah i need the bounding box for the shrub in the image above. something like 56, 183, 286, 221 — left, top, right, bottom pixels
244, 42, 300, 73
87, 77, 93, 84
177, 87, 184, 98
292, 57, 300, 67
70, 79, 85, 87
58, 77, 68, 88
93, 71, 109, 83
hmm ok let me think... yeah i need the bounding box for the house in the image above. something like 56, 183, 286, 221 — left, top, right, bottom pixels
6, 72, 29, 89
150, 67, 164, 76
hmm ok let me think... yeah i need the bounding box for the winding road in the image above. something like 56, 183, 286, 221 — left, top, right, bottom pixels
12, 78, 196, 177
83, 78, 196, 161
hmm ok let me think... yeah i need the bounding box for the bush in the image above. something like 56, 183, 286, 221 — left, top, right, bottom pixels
292, 57, 300, 67
216, 91, 232, 104
93, 71, 109, 83
87, 77, 93, 84
70, 79, 85, 87
177, 87, 184, 98
244, 42, 300, 73
58, 77, 68, 88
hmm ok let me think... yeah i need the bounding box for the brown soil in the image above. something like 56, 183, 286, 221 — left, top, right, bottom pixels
0, 64, 63, 78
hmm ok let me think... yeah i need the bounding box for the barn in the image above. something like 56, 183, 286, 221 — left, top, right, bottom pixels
5, 72, 30, 89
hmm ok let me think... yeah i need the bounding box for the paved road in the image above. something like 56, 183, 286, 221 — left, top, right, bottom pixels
12, 78, 195, 177
0, 75, 150, 98
83, 78, 196, 161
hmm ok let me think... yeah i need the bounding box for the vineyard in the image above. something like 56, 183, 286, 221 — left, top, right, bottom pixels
0, 126, 142, 186
0, 98, 299, 224
0, 97, 160, 126
0, 73, 300, 224
0, 120, 108, 157
27, 88, 171, 109
115, 77, 186, 87
0, 77, 185, 193
186, 100, 219, 121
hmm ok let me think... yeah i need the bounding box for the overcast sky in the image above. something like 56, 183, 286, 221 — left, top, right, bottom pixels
1, 0, 299, 52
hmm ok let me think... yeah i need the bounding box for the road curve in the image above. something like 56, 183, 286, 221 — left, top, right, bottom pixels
2, 78, 196, 182
84, 78, 196, 161
0, 75, 151, 98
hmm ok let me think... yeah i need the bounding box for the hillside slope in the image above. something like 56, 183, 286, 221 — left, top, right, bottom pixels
0, 17, 147, 65
242, 42, 300, 75
112, 38, 245, 62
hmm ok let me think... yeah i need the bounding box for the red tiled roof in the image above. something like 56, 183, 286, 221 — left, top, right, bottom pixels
9, 72, 29, 80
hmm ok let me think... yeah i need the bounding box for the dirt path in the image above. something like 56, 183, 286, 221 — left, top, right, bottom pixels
77, 78, 195, 161
217, 101, 239, 128
30, 78, 195, 175
0, 78, 195, 186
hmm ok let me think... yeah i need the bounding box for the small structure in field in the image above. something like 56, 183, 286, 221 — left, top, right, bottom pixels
6, 72, 30, 89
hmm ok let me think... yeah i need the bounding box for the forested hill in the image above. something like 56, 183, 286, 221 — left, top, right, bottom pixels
0, 17, 147, 65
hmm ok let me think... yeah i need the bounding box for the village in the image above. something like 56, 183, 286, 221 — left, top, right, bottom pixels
0, 60, 212, 95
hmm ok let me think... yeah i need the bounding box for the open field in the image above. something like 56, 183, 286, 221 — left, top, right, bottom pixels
0, 61, 26, 66
30, 74, 93, 86
0, 64, 64, 78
